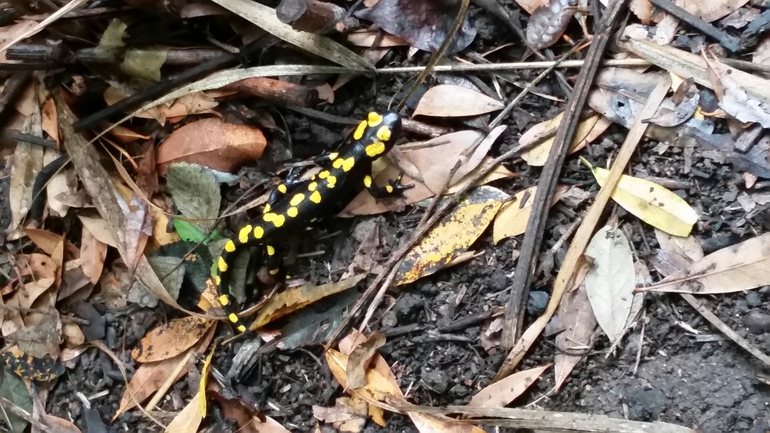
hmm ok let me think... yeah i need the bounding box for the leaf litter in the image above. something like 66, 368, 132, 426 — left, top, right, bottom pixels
3, 0, 770, 432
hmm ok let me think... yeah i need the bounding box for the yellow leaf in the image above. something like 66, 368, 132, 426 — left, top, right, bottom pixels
396, 187, 508, 285
408, 412, 486, 433
521, 112, 611, 167
583, 157, 698, 236
493, 185, 568, 243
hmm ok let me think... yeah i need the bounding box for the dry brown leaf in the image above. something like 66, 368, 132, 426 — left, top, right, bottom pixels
131, 316, 215, 362
468, 364, 551, 407
493, 185, 569, 243
41, 414, 81, 433
103, 88, 219, 125
514, 0, 544, 14
250, 275, 366, 330
313, 397, 368, 431
643, 232, 770, 294
156, 117, 267, 173
396, 187, 508, 285
114, 351, 190, 419
23, 228, 79, 259
80, 226, 108, 285
164, 392, 203, 433
673, 0, 749, 22
654, 229, 704, 262
413, 85, 504, 117
554, 284, 597, 391
521, 112, 611, 167
347, 31, 408, 47
409, 412, 486, 433
629, 0, 654, 23
346, 332, 386, 390
704, 53, 770, 128
77, 215, 117, 247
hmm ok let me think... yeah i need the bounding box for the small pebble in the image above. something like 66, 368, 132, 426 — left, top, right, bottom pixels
527, 291, 549, 316
743, 311, 770, 334
422, 369, 449, 394
746, 291, 762, 308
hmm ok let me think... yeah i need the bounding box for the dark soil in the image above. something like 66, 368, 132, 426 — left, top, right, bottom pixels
1, 1, 768, 433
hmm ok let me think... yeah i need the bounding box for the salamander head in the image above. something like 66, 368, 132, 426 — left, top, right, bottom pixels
359, 110, 402, 160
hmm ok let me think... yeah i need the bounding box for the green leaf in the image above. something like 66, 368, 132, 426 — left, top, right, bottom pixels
166, 163, 221, 235
0, 369, 32, 433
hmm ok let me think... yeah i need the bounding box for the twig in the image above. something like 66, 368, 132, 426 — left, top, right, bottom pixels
648, 0, 740, 52
501, 0, 628, 349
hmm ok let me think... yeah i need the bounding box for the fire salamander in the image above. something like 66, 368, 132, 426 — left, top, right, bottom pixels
215, 111, 412, 334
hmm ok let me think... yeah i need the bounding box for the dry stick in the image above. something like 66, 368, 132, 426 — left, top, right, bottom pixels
493, 76, 672, 381
333, 52, 578, 344
680, 293, 770, 368
501, 0, 629, 350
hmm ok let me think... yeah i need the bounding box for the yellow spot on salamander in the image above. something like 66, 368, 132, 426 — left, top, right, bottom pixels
266, 245, 276, 256
319, 170, 329, 179
218, 257, 228, 272
365, 141, 385, 157
277, 184, 287, 194
253, 226, 264, 239
225, 240, 236, 253
328, 152, 338, 160
367, 112, 383, 127
333, 157, 355, 172
326, 175, 337, 188
386, 185, 394, 193
310, 191, 322, 204
290, 193, 305, 206
287, 207, 298, 218
269, 268, 280, 275
228, 313, 238, 323
353, 120, 367, 140
237, 325, 246, 333
263, 212, 286, 228
308, 182, 318, 191
376, 125, 392, 142
218, 295, 230, 306
215, 275, 221, 285
364, 175, 372, 188
238, 225, 252, 244
263, 203, 271, 213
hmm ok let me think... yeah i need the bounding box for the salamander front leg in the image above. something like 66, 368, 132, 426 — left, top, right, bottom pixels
364, 173, 414, 199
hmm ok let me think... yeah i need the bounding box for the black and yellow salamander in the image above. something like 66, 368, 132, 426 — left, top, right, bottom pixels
215, 111, 412, 334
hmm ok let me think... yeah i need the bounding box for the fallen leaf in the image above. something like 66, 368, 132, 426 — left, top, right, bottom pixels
250, 275, 366, 330
347, 31, 408, 47
114, 351, 190, 418
346, 332, 386, 390
493, 185, 569, 243
705, 53, 770, 128
165, 163, 222, 235
468, 364, 551, 407
164, 392, 203, 433
77, 215, 117, 247
354, 0, 475, 54
313, 397, 368, 431
131, 316, 215, 362
643, 232, 770, 294
583, 158, 698, 237
521, 112, 612, 167
80, 226, 108, 285
104, 88, 219, 125
409, 412, 486, 433
584, 226, 635, 343
0, 367, 32, 432
396, 186, 508, 285
671, 0, 749, 22
413, 85, 503, 117
156, 118, 266, 173
654, 229, 704, 262
554, 284, 597, 391
24, 228, 79, 258
41, 414, 82, 433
